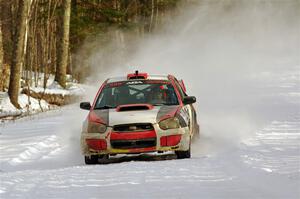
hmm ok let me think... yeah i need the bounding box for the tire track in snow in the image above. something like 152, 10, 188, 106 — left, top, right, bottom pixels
0, 158, 235, 198
0, 111, 65, 172
241, 119, 300, 177
8, 135, 61, 165
240, 66, 300, 178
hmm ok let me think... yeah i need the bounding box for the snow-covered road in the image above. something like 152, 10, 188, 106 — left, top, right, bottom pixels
0, 66, 299, 199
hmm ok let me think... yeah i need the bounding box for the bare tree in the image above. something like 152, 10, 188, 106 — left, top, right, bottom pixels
55, 0, 71, 88
149, 0, 155, 32
8, 0, 29, 109
0, 21, 3, 91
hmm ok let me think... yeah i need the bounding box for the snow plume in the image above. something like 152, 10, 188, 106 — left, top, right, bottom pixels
81, 1, 300, 154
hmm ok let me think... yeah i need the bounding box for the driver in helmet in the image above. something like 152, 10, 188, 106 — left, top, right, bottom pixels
149, 85, 167, 104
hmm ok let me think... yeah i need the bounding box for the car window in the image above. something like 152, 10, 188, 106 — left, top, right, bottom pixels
94, 80, 179, 109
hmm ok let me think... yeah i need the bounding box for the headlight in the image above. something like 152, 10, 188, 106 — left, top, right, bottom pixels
159, 117, 180, 130
88, 122, 107, 133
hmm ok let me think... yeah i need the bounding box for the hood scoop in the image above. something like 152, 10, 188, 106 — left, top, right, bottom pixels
116, 104, 153, 112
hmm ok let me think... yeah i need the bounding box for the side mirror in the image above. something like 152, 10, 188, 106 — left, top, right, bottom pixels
183, 96, 196, 105
80, 102, 91, 110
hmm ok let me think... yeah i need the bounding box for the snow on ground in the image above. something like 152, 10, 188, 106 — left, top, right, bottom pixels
0, 81, 85, 119
30, 81, 85, 96
0, 67, 299, 199
0, 92, 51, 119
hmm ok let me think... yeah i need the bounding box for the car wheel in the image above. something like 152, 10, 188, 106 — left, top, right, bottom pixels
175, 148, 191, 159
176, 137, 191, 159
85, 155, 98, 164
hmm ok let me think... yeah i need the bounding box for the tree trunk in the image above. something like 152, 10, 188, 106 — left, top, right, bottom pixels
0, 21, 4, 91
55, 0, 71, 88
8, 0, 28, 109
149, 0, 155, 32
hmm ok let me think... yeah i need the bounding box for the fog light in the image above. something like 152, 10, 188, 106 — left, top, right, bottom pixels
86, 139, 107, 150
160, 135, 181, 146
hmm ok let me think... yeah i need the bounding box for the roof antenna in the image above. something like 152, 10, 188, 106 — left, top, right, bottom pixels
135, 70, 139, 76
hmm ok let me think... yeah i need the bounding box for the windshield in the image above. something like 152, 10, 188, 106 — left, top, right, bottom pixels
94, 80, 179, 109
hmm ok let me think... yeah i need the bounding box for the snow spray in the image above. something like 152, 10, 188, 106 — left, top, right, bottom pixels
82, 0, 300, 155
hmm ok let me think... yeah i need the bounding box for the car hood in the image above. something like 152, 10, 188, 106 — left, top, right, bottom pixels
91, 105, 180, 126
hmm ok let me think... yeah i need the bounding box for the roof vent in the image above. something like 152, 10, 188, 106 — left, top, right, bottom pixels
116, 104, 153, 112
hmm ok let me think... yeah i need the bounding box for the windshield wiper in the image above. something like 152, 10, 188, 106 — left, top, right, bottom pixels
94, 105, 115, 110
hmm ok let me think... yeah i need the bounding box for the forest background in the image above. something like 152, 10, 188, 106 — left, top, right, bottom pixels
0, 0, 189, 109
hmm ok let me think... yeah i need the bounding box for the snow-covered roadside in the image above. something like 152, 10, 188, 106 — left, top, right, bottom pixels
0, 82, 85, 120
0, 92, 51, 119
29, 81, 85, 97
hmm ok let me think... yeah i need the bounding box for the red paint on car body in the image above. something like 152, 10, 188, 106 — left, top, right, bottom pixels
127, 72, 148, 79
88, 111, 105, 124
110, 130, 156, 140
179, 79, 186, 92
91, 79, 108, 109
168, 75, 183, 105
160, 135, 181, 146
86, 139, 107, 150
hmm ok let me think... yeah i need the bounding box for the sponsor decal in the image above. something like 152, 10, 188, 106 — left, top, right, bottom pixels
126, 81, 144, 85
106, 80, 170, 88
106, 81, 125, 88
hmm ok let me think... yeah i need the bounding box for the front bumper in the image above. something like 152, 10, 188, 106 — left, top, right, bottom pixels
81, 123, 190, 156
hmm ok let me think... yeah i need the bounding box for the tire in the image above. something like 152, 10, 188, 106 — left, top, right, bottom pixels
176, 137, 191, 159
85, 155, 98, 164
175, 148, 191, 159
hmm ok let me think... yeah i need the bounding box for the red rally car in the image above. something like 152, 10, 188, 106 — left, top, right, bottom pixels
80, 71, 199, 164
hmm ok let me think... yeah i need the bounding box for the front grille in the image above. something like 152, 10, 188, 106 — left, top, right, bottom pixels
113, 123, 154, 132
111, 138, 156, 149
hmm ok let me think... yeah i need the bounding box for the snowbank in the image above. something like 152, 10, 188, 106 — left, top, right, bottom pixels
0, 92, 52, 119
29, 81, 85, 96
0, 82, 86, 120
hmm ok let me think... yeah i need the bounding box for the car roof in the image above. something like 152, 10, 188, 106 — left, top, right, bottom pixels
107, 75, 169, 83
